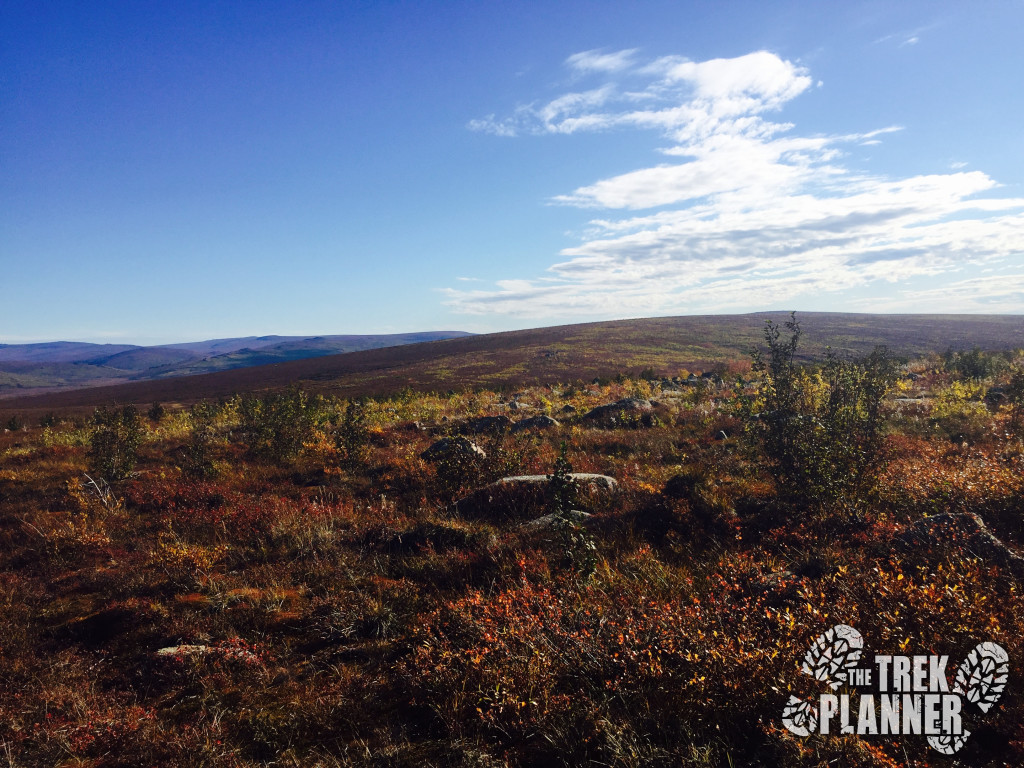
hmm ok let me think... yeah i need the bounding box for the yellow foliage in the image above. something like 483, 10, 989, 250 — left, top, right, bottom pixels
931, 380, 985, 419
153, 528, 228, 573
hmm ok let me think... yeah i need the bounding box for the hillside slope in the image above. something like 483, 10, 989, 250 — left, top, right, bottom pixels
2, 312, 1022, 417
0, 332, 472, 397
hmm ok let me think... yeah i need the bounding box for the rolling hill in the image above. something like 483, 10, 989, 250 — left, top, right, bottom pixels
0, 332, 473, 398
2, 312, 1022, 419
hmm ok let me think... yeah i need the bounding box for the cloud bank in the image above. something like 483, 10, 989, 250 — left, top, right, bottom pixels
451, 50, 1024, 317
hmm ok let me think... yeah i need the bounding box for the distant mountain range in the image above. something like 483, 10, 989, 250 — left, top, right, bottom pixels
3, 312, 1023, 417
0, 332, 473, 397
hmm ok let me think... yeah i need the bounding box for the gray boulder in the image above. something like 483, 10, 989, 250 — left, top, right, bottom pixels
520, 509, 593, 532
582, 398, 654, 427
453, 473, 617, 521
461, 415, 511, 435
496, 473, 617, 491
511, 415, 560, 433
421, 436, 487, 462
895, 513, 1024, 576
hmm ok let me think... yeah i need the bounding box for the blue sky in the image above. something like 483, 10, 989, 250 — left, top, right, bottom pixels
3, 0, 1023, 344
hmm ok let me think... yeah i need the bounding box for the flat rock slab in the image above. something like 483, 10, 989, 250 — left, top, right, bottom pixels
454, 473, 617, 522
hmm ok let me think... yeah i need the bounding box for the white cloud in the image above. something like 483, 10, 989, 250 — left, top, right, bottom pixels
874, 23, 937, 48
566, 48, 639, 73
467, 49, 811, 141
855, 274, 1024, 314
452, 50, 1024, 318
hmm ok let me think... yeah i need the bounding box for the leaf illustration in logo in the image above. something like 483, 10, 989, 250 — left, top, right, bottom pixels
953, 641, 1009, 714
801, 624, 863, 690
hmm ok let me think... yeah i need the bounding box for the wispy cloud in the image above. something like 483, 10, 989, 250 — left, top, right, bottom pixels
874, 21, 939, 48
566, 48, 639, 74
452, 50, 1024, 318
468, 50, 813, 141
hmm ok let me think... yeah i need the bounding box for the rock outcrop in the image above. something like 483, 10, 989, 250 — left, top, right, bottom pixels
511, 415, 560, 433
421, 436, 486, 462
895, 513, 1024, 576
460, 415, 511, 435
582, 398, 654, 427
453, 473, 617, 522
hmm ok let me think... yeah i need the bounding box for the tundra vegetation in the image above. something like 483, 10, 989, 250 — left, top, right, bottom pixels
1, 319, 1023, 766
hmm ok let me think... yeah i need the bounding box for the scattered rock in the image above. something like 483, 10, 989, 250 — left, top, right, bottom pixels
750, 570, 800, 605
155, 643, 261, 664
520, 509, 593, 532
985, 387, 1007, 410
421, 436, 486, 462
460, 415, 511, 435
453, 473, 617, 521
501, 473, 617, 490
582, 398, 654, 427
560, 404, 577, 415
511, 415, 560, 433
895, 513, 1024, 576
156, 644, 211, 658
663, 472, 699, 499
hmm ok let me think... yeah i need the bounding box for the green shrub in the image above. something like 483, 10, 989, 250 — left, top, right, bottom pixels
1001, 367, 1024, 435
547, 442, 597, 579
179, 401, 219, 479
929, 380, 990, 443
333, 398, 369, 468
236, 388, 325, 464
147, 401, 166, 423
941, 346, 1007, 380
741, 313, 899, 514
88, 405, 144, 481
